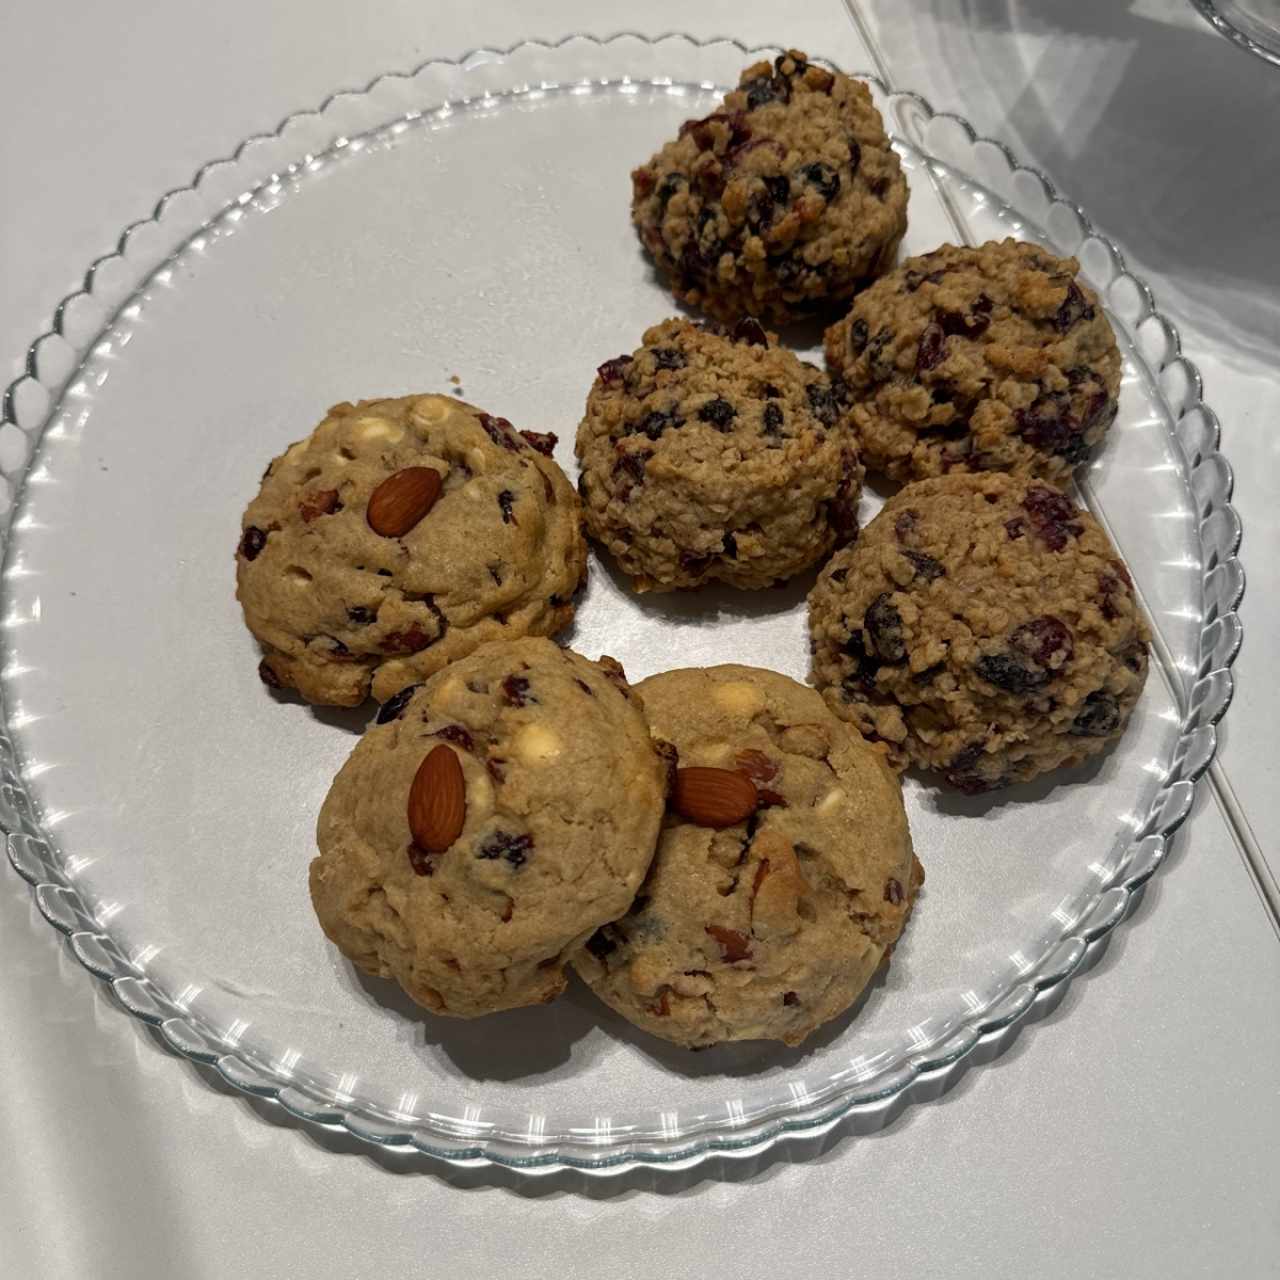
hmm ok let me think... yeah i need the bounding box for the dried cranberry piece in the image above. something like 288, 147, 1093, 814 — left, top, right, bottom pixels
974, 653, 1047, 695
805, 382, 840, 425
830, 449, 861, 541
1022, 484, 1083, 551
732, 316, 769, 346
346, 605, 376, 625
497, 490, 516, 524
782, 991, 800, 1006
938, 295, 993, 339
432, 724, 475, 752
916, 322, 946, 373
299, 488, 341, 522
652, 347, 686, 371
656, 172, 686, 204
884, 878, 905, 905
486, 757, 508, 784
864, 594, 907, 663
721, 531, 738, 559
841, 630, 881, 693
1054, 280, 1095, 332
796, 160, 840, 201
597, 355, 633, 385
520, 430, 557, 457
381, 624, 433, 654
1005, 517, 1027, 540
1016, 392, 1088, 462
705, 924, 752, 962
257, 659, 282, 689
613, 450, 650, 488
501, 674, 533, 707
632, 167, 656, 197
698, 397, 737, 429
747, 174, 791, 228
375, 684, 421, 724
477, 832, 534, 867
894, 510, 919, 541
631, 409, 682, 441
742, 73, 786, 109
1010, 616, 1074, 670
762, 402, 784, 436
903, 550, 945, 581
407, 844, 439, 876
1070, 690, 1120, 737
848, 318, 869, 354
239, 526, 267, 560
678, 549, 713, 576
477, 412, 521, 453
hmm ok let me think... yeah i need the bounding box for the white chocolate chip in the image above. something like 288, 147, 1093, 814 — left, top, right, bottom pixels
466, 446, 489, 474
468, 769, 494, 816
817, 787, 847, 815
513, 723, 563, 766
712, 680, 765, 716
411, 396, 452, 425
350, 419, 404, 450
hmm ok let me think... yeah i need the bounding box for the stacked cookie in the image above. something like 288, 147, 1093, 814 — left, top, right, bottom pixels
232, 49, 1148, 1050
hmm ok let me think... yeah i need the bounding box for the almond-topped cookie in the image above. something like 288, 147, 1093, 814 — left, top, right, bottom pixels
309, 638, 667, 1017
573, 665, 922, 1048
236, 394, 587, 706
824, 239, 1122, 484
575, 316, 862, 591
631, 49, 908, 324
808, 472, 1150, 791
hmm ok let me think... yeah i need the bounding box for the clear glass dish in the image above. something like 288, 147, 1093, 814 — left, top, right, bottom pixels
0, 34, 1242, 1176
1190, 0, 1280, 67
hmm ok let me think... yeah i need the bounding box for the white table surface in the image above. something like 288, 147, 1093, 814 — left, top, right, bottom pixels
2, 2, 1277, 1276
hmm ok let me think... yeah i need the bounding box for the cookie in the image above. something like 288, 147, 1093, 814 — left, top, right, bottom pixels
631, 49, 908, 325
309, 638, 667, 1017
236, 394, 587, 706
808, 473, 1150, 791
573, 665, 922, 1048
824, 240, 1121, 484
575, 317, 862, 591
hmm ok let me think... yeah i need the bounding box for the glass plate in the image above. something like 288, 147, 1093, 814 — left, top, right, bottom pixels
1190, 0, 1280, 66
0, 34, 1242, 1176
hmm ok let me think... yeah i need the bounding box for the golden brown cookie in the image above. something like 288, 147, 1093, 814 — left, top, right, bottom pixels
309, 638, 667, 1017
573, 665, 922, 1048
631, 50, 908, 324
575, 317, 861, 591
236, 394, 587, 705
824, 240, 1121, 483
808, 472, 1150, 791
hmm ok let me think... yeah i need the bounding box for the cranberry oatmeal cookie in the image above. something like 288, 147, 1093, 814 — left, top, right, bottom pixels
631, 49, 908, 325
808, 472, 1150, 792
575, 316, 862, 591
574, 665, 922, 1048
309, 638, 667, 1017
236, 394, 587, 706
824, 240, 1121, 484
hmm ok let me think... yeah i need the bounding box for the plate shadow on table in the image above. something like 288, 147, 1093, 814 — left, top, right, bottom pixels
917, 748, 1110, 819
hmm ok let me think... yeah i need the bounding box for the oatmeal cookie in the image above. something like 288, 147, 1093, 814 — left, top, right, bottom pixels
808, 472, 1150, 791
309, 638, 667, 1016
824, 240, 1121, 483
573, 665, 922, 1048
631, 49, 908, 324
236, 395, 587, 705
575, 316, 862, 591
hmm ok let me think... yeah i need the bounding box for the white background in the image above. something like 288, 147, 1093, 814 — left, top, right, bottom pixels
2, 3, 1278, 1276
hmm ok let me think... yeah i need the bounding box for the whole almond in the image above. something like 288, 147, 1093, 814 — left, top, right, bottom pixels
672, 766, 758, 828
367, 467, 443, 537
407, 744, 466, 852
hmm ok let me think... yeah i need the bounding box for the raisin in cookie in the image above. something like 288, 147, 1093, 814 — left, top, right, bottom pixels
824, 240, 1121, 484
575, 317, 861, 592
573, 665, 922, 1048
309, 638, 667, 1017
631, 49, 908, 325
236, 394, 587, 706
809, 473, 1150, 791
